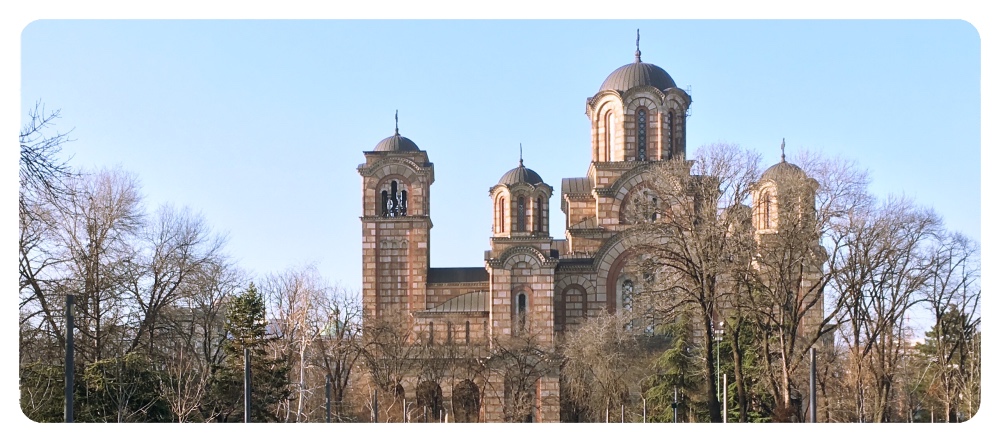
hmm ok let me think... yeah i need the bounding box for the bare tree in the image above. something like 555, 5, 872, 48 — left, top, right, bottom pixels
487, 332, 557, 422
263, 266, 362, 422
20, 101, 74, 217
123, 204, 226, 356
159, 261, 244, 422
625, 143, 761, 422
919, 232, 980, 422
357, 311, 420, 422
830, 196, 940, 422
21, 168, 143, 365
561, 311, 651, 422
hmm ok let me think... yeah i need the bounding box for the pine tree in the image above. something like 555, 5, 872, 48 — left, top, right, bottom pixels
203, 283, 290, 422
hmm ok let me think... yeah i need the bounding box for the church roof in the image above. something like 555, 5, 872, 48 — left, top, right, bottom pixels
761, 160, 808, 182
561, 177, 592, 195
600, 61, 677, 93
598, 31, 677, 94
423, 291, 488, 313
373, 132, 420, 152
498, 161, 545, 186
427, 267, 489, 284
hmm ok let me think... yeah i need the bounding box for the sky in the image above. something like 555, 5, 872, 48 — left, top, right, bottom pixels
5, 2, 995, 433
16, 20, 982, 297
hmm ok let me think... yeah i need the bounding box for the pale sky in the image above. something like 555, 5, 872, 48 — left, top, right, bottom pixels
17, 19, 981, 296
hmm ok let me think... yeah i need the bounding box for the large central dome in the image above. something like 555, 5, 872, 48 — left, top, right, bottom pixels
599, 60, 677, 93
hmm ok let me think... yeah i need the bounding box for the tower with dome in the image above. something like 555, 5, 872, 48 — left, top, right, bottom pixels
357, 36, 821, 423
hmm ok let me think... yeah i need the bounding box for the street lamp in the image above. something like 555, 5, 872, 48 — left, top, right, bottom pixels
714, 321, 724, 402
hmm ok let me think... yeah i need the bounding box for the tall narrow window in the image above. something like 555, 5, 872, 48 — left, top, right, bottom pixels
622, 280, 634, 331
516, 293, 527, 334
651, 196, 658, 221
666, 111, 674, 159
678, 116, 685, 154
498, 197, 506, 233
637, 108, 647, 161
400, 190, 408, 216
534, 197, 542, 233
762, 191, 772, 229
386, 181, 401, 217
381, 190, 389, 216
517, 197, 525, 232
428, 321, 435, 345
447, 322, 453, 344
465, 321, 471, 344
622, 280, 634, 312
604, 111, 615, 161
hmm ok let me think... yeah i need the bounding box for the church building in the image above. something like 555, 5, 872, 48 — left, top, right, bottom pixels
357, 36, 821, 423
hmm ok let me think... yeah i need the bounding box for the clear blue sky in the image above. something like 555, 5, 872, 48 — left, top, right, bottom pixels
18, 20, 981, 296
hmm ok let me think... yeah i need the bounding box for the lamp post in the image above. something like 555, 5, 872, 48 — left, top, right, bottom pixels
64, 294, 74, 423
715, 321, 724, 402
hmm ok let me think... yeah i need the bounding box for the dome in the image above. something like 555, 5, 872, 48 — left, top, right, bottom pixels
599, 61, 677, 93
373, 131, 420, 152
761, 160, 808, 182
498, 161, 545, 186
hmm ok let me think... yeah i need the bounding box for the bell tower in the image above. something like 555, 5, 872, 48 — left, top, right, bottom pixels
358, 115, 434, 320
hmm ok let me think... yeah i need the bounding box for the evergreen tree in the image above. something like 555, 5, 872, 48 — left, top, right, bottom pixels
203, 283, 290, 422
77, 353, 172, 422
643, 313, 706, 422
914, 305, 979, 422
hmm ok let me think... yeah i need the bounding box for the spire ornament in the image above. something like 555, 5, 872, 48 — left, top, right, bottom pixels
781, 138, 786, 162
519, 143, 523, 166
394, 110, 399, 135
635, 28, 642, 62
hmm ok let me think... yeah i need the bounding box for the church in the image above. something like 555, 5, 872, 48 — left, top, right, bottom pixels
356, 36, 821, 422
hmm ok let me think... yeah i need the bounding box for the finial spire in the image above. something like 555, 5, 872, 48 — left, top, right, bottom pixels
780, 138, 786, 162
635, 28, 642, 62
394, 110, 399, 135
519, 143, 523, 166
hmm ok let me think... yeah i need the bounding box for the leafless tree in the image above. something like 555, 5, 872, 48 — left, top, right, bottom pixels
624, 143, 761, 422
357, 311, 419, 422
20, 101, 74, 218
487, 332, 557, 422
158, 261, 244, 422
21, 168, 143, 365
263, 266, 362, 422
830, 196, 941, 422
920, 232, 980, 422
123, 204, 226, 356
561, 311, 650, 422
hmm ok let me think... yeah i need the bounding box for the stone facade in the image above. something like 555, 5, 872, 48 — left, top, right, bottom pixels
357, 48, 823, 422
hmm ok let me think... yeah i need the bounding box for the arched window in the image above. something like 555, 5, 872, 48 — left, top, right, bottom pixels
446, 321, 453, 344
651, 196, 658, 221
534, 197, 542, 233
516, 293, 527, 334
666, 111, 674, 159
761, 191, 772, 229
498, 197, 506, 233
676, 113, 685, 156
517, 197, 526, 232
637, 108, 648, 161
428, 321, 434, 345
622, 279, 634, 331
385, 180, 407, 217
452, 379, 481, 423
604, 111, 615, 161
622, 280, 634, 312
465, 320, 471, 345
